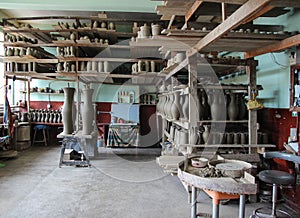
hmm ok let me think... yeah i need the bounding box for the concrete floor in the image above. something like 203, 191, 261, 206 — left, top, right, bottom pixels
0, 145, 298, 218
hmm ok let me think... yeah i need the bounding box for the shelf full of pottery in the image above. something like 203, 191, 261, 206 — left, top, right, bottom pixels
157, 86, 249, 126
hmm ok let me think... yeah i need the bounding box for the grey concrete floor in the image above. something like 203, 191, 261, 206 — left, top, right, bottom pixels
0, 146, 298, 218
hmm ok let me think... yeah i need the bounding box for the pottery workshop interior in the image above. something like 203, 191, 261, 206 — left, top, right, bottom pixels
1, 1, 300, 218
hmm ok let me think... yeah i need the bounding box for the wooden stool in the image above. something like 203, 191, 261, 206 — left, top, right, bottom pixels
33, 125, 50, 146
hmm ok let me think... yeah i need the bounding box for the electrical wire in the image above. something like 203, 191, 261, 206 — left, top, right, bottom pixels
270, 53, 289, 69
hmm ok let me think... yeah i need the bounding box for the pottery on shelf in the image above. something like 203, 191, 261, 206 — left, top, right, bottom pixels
170, 93, 180, 120
182, 94, 189, 120
132, 22, 139, 35
237, 94, 247, 120
62, 87, 75, 134
140, 23, 150, 38
208, 90, 226, 121
151, 24, 161, 36
227, 93, 239, 121
108, 22, 115, 30
104, 61, 110, 72
202, 125, 210, 144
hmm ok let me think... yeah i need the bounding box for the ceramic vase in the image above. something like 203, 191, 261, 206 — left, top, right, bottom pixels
132, 22, 139, 35
170, 92, 180, 120
163, 94, 170, 117
202, 125, 210, 144
190, 128, 199, 145
182, 94, 189, 120
202, 92, 210, 120
82, 88, 94, 135
208, 90, 225, 121
198, 91, 204, 120
237, 94, 247, 120
104, 61, 109, 72
62, 87, 75, 134
108, 22, 115, 30
228, 93, 239, 121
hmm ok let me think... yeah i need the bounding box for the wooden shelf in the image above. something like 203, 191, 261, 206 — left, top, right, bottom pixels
198, 120, 248, 124
178, 144, 276, 148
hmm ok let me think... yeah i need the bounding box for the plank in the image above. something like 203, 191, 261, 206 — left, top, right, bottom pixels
185, 1, 204, 22
245, 34, 300, 59
189, 0, 274, 55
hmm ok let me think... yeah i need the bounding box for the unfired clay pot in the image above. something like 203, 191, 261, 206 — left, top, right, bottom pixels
82, 88, 94, 135
62, 87, 75, 134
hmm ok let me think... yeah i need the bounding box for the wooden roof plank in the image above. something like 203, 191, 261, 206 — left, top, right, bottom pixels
245, 34, 300, 59
188, 0, 274, 55
185, 0, 204, 22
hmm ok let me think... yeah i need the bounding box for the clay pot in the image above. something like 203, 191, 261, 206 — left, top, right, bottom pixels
132, 22, 139, 34
98, 61, 103, 72
104, 61, 110, 72
151, 24, 161, 36
226, 133, 234, 144
140, 23, 150, 38
62, 87, 75, 134
57, 63, 62, 72
150, 61, 156, 72
228, 93, 239, 121
108, 22, 115, 30
81, 87, 94, 135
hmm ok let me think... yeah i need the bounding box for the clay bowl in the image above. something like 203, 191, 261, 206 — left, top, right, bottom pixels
191, 157, 208, 168
208, 159, 252, 178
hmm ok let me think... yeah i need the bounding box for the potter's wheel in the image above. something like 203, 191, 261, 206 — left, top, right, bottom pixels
216, 163, 244, 171
209, 159, 252, 178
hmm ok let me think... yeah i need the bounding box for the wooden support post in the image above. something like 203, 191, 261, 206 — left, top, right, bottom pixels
187, 54, 198, 155
221, 2, 226, 22
27, 78, 31, 113
247, 63, 258, 154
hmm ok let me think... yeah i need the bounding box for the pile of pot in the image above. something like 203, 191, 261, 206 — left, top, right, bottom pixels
30, 109, 62, 124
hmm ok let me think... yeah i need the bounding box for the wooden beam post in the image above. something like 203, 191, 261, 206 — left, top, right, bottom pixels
187, 0, 274, 56
185, 0, 204, 23
245, 34, 300, 59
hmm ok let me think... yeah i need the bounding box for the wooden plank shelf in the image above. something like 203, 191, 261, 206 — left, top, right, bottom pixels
198, 120, 248, 124
178, 144, 276, 148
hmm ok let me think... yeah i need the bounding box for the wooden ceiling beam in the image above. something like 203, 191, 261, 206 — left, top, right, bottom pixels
185, 0, 204, 22
245, 34, 300, 59
242, 4, 274, 24
187, 0, 274, 56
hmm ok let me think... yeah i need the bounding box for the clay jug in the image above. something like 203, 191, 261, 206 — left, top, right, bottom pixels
62, 87, 75, 134
182, 94, 189, 121
208, 90, 226, 121
201, 92, 210, 120
163, 94, 170, 118
140, 23, 150, 38
202, 125, 210, 144
198, 91, 204, 120
104, 61, 110, 72
98, 61, 103, 72
170, 92, 180, 120
108, 22, 115, 30
190, 127, 199, 145
226, 132, 233, 144
167, 93, 174, 119
132, 22, 139, 35
237, 94, 247, 120
179, 94, 184, 119
82, 87, 94, 135
233, 132, 240, 144
228, 93, 239, 121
